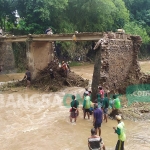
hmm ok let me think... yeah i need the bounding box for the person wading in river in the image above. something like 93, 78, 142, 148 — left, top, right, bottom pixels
83, 88, 89, 98
99, 86, 104, 103
88, 128, 105, 150
83, 91, 91, 119
70, 95, 79, 123
113, 115, 126, 150
23, 68, 31, 88
93, 103, 103, 136
102, 93, 109, 123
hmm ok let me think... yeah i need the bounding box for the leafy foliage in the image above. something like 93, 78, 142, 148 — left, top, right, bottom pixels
124, 22, 150, 44
124, 21, 150, 57
0, 0, 150, 59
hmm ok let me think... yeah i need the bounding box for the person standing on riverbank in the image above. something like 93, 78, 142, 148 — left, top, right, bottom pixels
113, 115, 126, 150
23, 68, 31, 88
70, 95, 79, 123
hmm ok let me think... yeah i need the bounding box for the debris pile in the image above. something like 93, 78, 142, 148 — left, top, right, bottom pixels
19, 61, 88, 91
120, 102, 150, 121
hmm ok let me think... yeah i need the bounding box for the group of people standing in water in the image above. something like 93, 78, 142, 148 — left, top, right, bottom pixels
70, 86, 126, 150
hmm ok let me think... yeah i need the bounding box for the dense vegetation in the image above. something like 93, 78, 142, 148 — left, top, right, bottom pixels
0, 0, 150, 59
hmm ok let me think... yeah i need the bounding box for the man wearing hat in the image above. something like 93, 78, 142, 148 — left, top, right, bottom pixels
113, 115, 126, 150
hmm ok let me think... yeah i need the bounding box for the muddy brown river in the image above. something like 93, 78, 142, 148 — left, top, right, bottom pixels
0, 64, 150, 150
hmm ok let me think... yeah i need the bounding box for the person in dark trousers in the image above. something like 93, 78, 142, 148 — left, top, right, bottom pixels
70, 95, 79, 123
102, 93, 109, 123
93, 103, 103, 136
88, 128, 105, 150
113, 115, 126, 150
23, 68, 31, 88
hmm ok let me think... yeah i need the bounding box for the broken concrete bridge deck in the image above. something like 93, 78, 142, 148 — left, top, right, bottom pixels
0, 32, 105, 42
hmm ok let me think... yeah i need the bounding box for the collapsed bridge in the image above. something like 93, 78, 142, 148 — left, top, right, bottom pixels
0, 32, 150, 96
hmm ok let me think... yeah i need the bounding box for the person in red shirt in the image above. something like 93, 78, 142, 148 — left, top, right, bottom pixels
99, 86, 104, 102
61, 61, 68, 77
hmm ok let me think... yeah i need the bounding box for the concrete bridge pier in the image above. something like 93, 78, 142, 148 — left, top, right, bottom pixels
0, 42, 15, 73
26, 41, 53, 79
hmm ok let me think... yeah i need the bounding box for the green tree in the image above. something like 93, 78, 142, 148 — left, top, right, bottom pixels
0, 0, 16, 30
124, 0, 150, 26
15, 0, 68, 34
66, 0, 129, 32
124, 21, 150, 57
124, 22, 149, 44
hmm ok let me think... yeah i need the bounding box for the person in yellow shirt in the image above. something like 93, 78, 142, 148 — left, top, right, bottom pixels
113, 115, 126, 150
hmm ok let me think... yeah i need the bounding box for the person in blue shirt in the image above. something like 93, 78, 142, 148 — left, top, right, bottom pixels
93, 103, 103, 136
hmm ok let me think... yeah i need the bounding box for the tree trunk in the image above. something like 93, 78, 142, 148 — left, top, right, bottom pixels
91, 46, 101, 102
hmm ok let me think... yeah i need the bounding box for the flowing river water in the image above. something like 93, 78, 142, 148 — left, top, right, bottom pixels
0, 64, 150, 150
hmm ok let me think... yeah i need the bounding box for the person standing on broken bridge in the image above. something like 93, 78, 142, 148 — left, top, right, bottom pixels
45, 27, 53, 35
